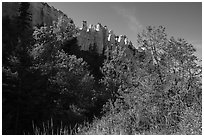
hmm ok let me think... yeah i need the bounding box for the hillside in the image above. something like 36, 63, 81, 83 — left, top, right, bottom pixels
2, 2, 202, 135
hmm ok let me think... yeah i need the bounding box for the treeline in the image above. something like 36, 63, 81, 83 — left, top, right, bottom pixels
2, 3, 202, 135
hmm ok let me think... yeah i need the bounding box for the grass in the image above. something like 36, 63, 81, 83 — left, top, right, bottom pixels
29, 103, 202, 135
31, 118, 80, 135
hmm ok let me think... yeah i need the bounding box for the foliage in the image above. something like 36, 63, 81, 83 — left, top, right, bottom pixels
30, 17, 97, 130
2, 7, 94, 134
2, 3, 201, 134
98, 26, 202, 134
2, 2, 35, 134
178, 103, 202, 135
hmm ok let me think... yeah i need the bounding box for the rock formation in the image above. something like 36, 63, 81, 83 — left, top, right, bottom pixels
3, 2, 135, 55
2, 2, 73, 27
77, 21, 130, 55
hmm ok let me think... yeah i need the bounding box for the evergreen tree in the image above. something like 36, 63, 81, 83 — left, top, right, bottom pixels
2, 2, 35, 134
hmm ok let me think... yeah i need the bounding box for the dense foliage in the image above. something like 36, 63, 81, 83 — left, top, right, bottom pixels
3, 3, 97, 134
84, 26, 202, 135
2, 3, 202, 135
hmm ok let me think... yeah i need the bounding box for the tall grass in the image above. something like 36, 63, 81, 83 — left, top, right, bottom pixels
30, 118, 80, 135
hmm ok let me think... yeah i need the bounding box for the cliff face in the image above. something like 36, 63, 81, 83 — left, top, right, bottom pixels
3, 2, 135, 55
2, 2, 73, 26
77, 21, 130, 55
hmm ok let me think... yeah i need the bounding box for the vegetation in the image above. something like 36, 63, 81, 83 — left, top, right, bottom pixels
79, 26, 202, 135
2, 2, 202, 135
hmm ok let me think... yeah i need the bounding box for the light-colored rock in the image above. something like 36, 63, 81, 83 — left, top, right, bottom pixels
77, 21, 134, 55
3, 2, 137, 55
95, 23, 104, 53
82, 20, 88, 31
118, 35, 125, 47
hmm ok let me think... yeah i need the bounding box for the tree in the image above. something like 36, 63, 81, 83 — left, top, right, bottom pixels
101, 26, 202, 134
30, 17, 97, 131
2, 2, 35, 134
3, 7, 89, 134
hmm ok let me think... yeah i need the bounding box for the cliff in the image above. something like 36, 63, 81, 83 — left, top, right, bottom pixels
3, 2, 135, 55
2, 2, 73, 26
77, 21, 130, 55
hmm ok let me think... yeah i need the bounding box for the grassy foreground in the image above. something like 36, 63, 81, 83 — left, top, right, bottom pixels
31, 103, 201, 135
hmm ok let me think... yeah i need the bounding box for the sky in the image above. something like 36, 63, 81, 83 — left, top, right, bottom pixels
47, 2, 202, 59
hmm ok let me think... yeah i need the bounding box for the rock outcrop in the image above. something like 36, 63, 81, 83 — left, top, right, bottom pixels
77, 21, 130, 54
2, 2, 73, 26
3, 2, 135, 55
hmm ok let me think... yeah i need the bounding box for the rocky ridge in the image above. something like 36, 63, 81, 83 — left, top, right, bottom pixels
3, 2, 135, 55
77, 20, 132, 55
